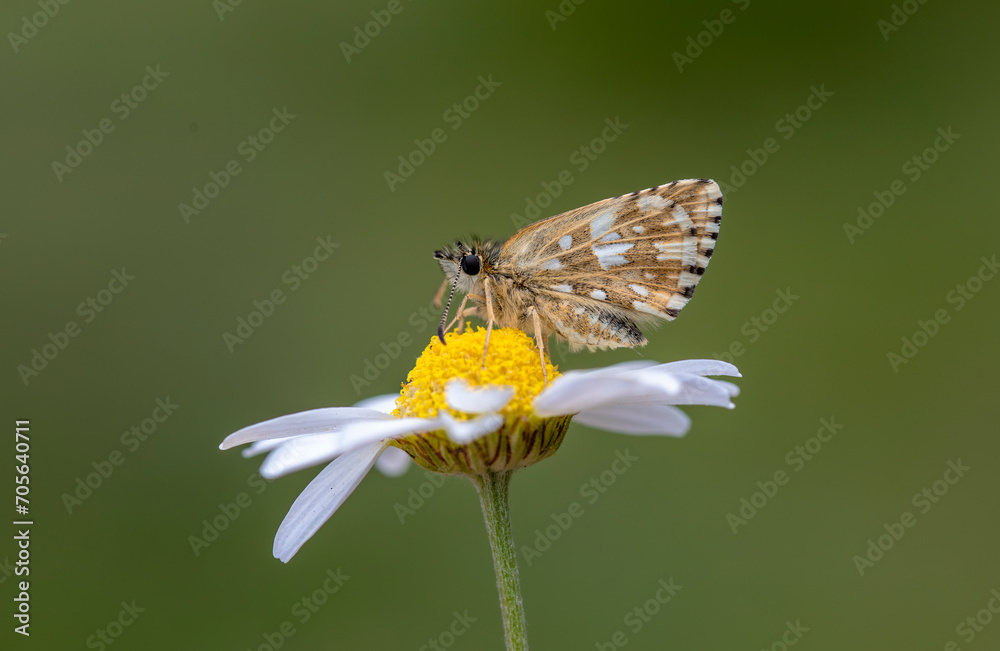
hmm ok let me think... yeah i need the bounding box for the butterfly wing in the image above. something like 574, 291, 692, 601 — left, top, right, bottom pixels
499, 179, 722, 350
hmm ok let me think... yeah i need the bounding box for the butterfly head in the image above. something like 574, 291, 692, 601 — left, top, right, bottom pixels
434, 239, 488, 283
433, 238, 501, 343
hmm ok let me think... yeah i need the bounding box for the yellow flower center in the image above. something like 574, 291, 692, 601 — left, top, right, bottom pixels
391, 327, 570, 476
395, 326, 559, 421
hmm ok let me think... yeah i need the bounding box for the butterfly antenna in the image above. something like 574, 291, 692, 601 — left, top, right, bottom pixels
436, 268, 462, 344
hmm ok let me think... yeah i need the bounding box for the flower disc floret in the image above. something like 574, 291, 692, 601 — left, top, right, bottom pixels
392, 327, 570, 475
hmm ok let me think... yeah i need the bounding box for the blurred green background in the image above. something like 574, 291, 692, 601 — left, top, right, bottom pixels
2, 0, 999, 648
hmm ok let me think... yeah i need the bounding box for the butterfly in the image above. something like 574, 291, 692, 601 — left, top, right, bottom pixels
433, 178, 723, 382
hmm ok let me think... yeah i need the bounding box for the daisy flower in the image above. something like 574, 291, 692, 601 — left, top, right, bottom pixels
220, 326, 740, 650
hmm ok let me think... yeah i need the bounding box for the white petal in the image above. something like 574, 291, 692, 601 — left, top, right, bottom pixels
259, 434, 347, 479
574, 404, 691, 436
241, 437, 287, 458
260, 417, 445, 479
649, 372, 737, 408
629, 370, 684, 396
445, 379, 515, 414
375, 446, 411, 477
439, 412, 505, 444
577, 360, 661, 375
353, 394, 400, 414
534, 360, 741, 417
273, 441, 384, 563
220, 408, 389, 450
533, 372, 677, 417
714, 379, 741, 398
655, 359, 741, 377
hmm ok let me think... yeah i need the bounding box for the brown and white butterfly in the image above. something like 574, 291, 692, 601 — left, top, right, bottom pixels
433, 178, 723, 381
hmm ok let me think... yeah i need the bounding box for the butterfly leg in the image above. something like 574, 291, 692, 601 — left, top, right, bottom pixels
454, 306, 478, 335
481, 276, 496, 367
444, 294, 470, 335
529, 306, 548, 387
457, 294, 486, 334
432, 276, 449, 309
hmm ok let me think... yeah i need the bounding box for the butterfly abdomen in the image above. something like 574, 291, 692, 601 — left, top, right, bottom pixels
534, 295, 646, 351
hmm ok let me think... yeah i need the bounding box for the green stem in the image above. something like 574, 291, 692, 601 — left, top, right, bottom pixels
474, 470, 529, 651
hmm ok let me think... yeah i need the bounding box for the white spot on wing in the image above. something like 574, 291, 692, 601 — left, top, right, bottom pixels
633, 301, 669, 319
590, 290, 607, 301
682, 239, 698, 267
664, 204, 694, 231
644, 272, 655, 279
591, 242, 634, 270
632, 225, 645, 234
599, 232, 621, 242
705, 181, 722, 201
542, 259, 562, 270
637, 195, 669, 211
559, 235, 572, 250
589, 209, 616, 239
667, 294, 688, 310
574, 306, 585, 315
630, 284, 649, 297
708, 202, 722, 217
551, 284, 573, 293
653, 241, 684, 261
678, 271, 700, 288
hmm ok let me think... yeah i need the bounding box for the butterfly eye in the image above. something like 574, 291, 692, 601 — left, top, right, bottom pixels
460, 254, 481, 276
